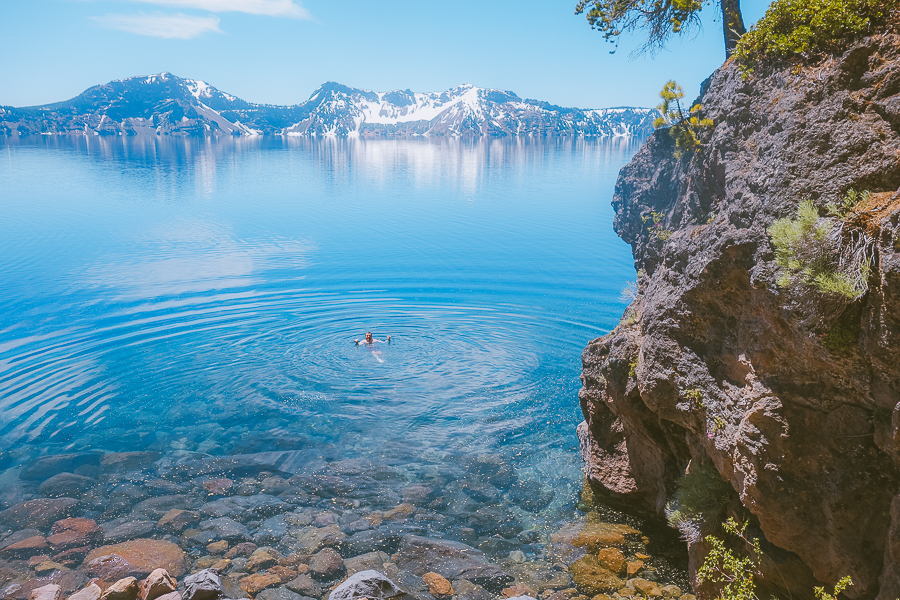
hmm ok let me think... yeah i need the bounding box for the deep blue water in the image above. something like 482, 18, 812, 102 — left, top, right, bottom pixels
0, 135, 638, 523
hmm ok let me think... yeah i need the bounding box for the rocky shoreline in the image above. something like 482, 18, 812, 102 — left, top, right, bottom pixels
577, 31, 900, 600
0, 450, 694, 600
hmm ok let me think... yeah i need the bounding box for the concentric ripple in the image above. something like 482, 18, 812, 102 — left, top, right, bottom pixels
0, 135, 640, 513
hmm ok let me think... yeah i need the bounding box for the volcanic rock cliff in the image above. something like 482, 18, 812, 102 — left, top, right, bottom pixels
578, 33, 900, 599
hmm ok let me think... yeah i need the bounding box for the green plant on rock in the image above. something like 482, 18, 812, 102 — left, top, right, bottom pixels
698, 518, 762, 600
643, 210, 674, 241
734, 0, 895, 75
820, 320, 858, 355
698, 518, 854, 600
653, 81, 715, 158
628, 357, 638, 379
684, 388, 705, 409
665, 463, 733, 543
814, 576, 853, 600
768, 199, 871, 300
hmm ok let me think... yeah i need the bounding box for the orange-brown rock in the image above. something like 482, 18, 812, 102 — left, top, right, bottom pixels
422, 572, 453, 598
502, 584, 536, 598
568, 556, 624, 596
594, 548, 626, 576
246, 549, 278, 572
206, 541, 228, 555
239, 573, 280, 595
629, 578, 661, 597
626, 561, 643, 577
83, 540, 187, 579
2, 536, 49, 557
266, 566, 297, 583
382, 504, 415, 522
224, 542, 258, 559
48, 518, 100, 551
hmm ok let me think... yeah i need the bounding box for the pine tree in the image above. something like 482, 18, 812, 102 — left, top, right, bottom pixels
574, 0, 747, 57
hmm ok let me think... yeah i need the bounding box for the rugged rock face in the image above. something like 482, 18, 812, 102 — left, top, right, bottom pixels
579, 32, 900, 600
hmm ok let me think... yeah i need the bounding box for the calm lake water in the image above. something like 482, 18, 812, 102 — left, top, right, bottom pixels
0, 136, 660, 587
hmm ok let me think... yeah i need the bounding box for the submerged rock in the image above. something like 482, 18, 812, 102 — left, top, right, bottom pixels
327, 570, 404, 600
82, 539, 187, 579
182, 569, 223, 600
0, 499, 78, 530
395, 536, 512, 593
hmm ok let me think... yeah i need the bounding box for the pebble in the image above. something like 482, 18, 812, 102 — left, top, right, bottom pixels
307, 548, 343, 580
182, 569, 223, 600
27, 585, 61, 600
327, 570, 404, 600
224, 543, 257, 559
256, 588, 307, 600
139, 569, 177, 600
157, 511, 200, 534
198, 518, 249, 543
246, 549, 278, 572
284, 575, 319, 598
423, 572, 453, 597
48, 518, 100, 550
68, 583, 102, 600
103, 521, 156, 543
238, 573, 281, 595
99, 578, 139, 600
206, 541, 229, 555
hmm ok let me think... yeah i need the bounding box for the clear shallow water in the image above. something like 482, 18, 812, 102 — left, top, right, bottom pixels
0, 135, 639, 532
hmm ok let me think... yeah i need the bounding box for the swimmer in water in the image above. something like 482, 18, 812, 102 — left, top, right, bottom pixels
355, 332, 391, 363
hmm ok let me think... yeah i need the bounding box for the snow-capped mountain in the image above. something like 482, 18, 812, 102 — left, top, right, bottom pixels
1, 74, 657, 138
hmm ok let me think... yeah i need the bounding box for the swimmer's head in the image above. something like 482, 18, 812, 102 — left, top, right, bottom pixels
365, 332, 373, 342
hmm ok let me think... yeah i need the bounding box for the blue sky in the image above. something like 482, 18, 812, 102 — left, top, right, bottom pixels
2, 0, 772, 109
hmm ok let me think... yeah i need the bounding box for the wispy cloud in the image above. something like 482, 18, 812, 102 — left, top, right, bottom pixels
93, 12, 222, 38
124, 0, 311, 18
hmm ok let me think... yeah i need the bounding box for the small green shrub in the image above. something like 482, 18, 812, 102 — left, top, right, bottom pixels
665, 463, 732, 543
628, 358, 638, 379
734, 0, 894, 75
815, 576, 854, 600
768, 199, 870, 300
653, 80, 714, 158
697, 518, 761, 600
683, 388, 704, 409
643, 210, 673, 241
699, 518, 854, 600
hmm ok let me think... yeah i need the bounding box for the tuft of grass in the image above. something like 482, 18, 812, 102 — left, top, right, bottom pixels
665, 463, 732, 543
768, 199, 870, 300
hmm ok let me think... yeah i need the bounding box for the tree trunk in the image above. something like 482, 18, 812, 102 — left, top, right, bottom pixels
720, 0, 746, 57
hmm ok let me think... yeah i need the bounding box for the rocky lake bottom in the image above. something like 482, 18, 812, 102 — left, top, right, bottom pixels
0, 443, 691, 600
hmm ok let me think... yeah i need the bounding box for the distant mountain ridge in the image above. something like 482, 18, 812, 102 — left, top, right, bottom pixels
0, 73, 658, 138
